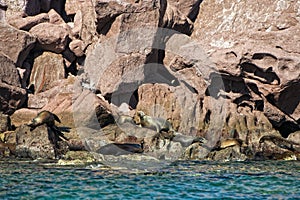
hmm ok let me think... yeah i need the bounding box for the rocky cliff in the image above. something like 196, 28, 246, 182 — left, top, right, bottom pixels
0, 0, 299, 162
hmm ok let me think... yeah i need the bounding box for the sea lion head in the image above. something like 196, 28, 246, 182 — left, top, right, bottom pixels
137, 111, 146, 118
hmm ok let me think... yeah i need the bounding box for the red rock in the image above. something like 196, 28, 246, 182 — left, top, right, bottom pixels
0, 53, 21, 87
48, 9, 65, 25
69, 39, 85, 57
0, 1, 7, 22
65, 0, 80, 16
7, 13, 49, 31
5, 0, 40, 16
0, 82, 27, 115
0, 23, 36, 66
29, 51, 65, 93
29, 22, 69, 53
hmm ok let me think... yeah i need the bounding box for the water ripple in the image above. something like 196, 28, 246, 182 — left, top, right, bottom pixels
0, 160, 299, 199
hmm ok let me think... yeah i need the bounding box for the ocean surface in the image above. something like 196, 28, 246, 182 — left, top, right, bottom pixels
0, 159, 299, 199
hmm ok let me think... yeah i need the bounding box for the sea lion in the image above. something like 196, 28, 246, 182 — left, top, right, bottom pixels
96, 141, 144, 156
136, 111, 174, 133
116, 114, 135, 125
259, 135, 300, 152
172, 133, 207, 147
211, 138, 243, 150
28, 110, 61, 128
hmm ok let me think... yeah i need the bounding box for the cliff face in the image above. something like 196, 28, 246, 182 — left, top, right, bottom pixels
0, 0, 299, 160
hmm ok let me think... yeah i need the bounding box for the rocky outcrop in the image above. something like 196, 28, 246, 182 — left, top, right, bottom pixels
0, 0, 299, 162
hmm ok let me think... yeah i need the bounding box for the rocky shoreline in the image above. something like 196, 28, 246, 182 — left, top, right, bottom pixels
0, 0, 299, 164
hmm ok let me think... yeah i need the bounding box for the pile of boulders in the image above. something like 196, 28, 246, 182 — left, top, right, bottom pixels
0, 0, 299, 163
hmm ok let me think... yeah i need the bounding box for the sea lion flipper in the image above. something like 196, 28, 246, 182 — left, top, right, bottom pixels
53, 114, 61, 123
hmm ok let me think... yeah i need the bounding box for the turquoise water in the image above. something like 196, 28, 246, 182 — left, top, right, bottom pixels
0, 160, 299, 199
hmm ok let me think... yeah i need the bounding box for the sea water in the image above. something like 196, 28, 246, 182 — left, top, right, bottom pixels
0, 160, 299, 199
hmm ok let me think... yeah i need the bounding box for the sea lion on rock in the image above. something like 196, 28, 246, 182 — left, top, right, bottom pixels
212, 138, 244, 151
172, 133, 207, 147
96, 141, 144, 156
259, 135, 300, 152
28, 110, 61, 128
27, 110, 68, 142
116, 114, 135, 125
136, 111, 174, 133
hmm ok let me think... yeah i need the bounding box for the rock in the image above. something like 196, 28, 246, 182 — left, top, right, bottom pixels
10, 108, 38, 127
15, 124, 68, 159
75, 0, 97, 46
29, 51, 65, 93
0, 141, 16, 157
0, 53, 21, 87
5, 0, 40, 16
287, 131, 300, 144
69, 39, 85, 57
206, 145, 248, 162
7, 13, 49, 31
0, 23, 36, 66
65, 0, 80, 16
48, 9, 65, 25
71, 9, 82, 38
162, 2, 194, 35
29, 22, 69, 53
94, 53, 147, 96
0, 82, 27, 115
190, 0, 300, 140
0, 1, 7, 22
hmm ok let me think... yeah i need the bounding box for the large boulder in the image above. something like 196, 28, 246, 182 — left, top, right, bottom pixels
29, 51, 65, 93
0, 53, 21, 87
0, 82, 27, 115
15, 124, 68, 159
29, 22, 69, 53
0, 23, 36, 66
7, 13, 49, 31
4, 0, 40, 16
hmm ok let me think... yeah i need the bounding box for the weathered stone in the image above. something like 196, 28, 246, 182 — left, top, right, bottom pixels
95, 53, 147, 96
7, 13, 49, 31
10, 108, 38, 127
29, 51, 65, 93
205, 146, 248, 162
48, 9, 65, 25
69, 39, 85, 57
0, 82, 27, 115
15, 124, 67, 159
65, 0, 80, 16
0, 53, 21, 87
29, 22, 69, 53
0, 23, 36, 66
72, 10, 82, 38
76, 0, 97, 46
0, 1, 7, 22
4, 0, 40, 16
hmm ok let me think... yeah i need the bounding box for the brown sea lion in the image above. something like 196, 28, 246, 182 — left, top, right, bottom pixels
116, 114, 135, 125
211, 138, 244, 151
136, 111, 174, 133
28, 110, 61, 128
259, 135, 300, 152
